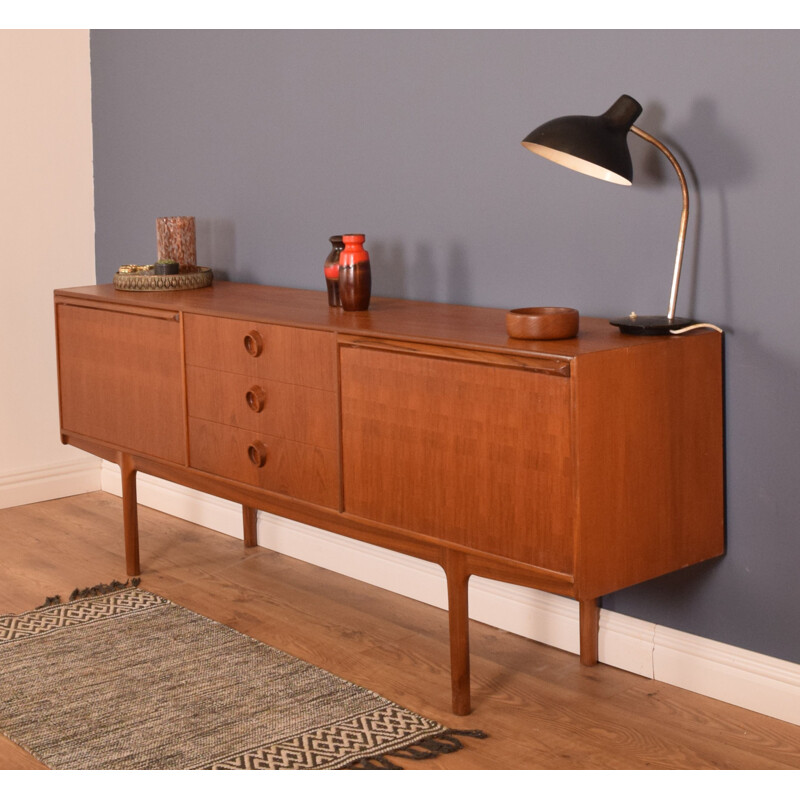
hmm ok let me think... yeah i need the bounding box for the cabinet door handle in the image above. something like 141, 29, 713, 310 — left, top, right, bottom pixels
246, 386, 266, 413
247, 440, 268, 468
243, 330, 264, 358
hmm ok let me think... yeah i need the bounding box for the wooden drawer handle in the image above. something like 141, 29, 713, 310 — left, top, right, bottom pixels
243, 330, 263, 357
247, 441, 268, 468
246, 386, 266, 413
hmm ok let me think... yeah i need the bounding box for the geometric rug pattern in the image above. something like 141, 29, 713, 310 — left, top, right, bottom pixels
0, 584, 484, 769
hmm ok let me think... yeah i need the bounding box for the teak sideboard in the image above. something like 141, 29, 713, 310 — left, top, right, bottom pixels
54, 282, 725, 714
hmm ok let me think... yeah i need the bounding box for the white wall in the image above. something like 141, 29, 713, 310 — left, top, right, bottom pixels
0, 30, 100, 507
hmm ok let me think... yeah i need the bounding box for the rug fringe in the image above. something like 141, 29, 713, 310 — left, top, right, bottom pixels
37, 578, 141, 609
349, 754, 404, 769
347, 728, 487, 770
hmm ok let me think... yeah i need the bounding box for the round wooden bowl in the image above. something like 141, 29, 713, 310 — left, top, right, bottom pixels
506, 307, 579, 340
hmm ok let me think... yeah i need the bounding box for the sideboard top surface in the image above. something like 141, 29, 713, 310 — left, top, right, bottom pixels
54, 282, 717, 358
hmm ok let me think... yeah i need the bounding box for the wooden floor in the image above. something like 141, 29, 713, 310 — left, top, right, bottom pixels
1, 492, 799, 771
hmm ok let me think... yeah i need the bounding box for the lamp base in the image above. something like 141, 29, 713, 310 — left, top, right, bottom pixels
610, 315, 694, 335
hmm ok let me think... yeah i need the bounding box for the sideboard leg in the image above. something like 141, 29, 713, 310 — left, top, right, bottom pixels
579, 598, 599, 666
243, 505, 258, 547
445, 553, 472, 716
119, 454, 140, 577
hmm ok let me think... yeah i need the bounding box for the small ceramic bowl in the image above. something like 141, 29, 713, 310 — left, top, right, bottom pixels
505, 307, 579, 340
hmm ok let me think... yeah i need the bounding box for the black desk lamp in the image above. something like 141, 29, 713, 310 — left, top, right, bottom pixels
522, 94, 696, 335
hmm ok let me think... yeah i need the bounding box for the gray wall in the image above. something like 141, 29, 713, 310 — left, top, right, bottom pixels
90, 30, 800, 665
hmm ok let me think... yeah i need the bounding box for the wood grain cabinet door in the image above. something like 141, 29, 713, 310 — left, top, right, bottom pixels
56, 302, 186, 464
340, 344, 575, 573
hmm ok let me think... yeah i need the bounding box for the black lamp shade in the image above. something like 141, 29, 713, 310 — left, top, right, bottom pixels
522, 95, 643, 185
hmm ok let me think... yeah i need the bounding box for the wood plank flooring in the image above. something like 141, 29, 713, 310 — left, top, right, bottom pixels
1, 491, 799, 770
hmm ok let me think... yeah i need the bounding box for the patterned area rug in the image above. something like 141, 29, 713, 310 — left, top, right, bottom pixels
0, 582, 484, 769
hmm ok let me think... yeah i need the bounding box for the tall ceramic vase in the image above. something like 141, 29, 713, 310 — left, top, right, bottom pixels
338, 234, 371, 312
323, 235, 344, 307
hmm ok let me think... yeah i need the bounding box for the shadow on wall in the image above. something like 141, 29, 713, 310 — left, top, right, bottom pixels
370, 240, 473, 305
630, 98, 751, 325
369, 240, 407, 298
447, 243, 472, 305
196, 218, 235, 282
195, 228, 474, 303
674, 99, 751, 330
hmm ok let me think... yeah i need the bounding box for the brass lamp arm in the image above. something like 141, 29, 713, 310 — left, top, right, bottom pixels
630, 125, 689, 322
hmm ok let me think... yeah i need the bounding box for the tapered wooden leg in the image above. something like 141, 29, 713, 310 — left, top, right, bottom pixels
119, 454, 140, 577
243, 505, 258, 547
445, 552, 471, 716
579, 597, 599, 666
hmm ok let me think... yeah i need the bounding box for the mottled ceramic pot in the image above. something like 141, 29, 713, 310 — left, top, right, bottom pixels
156, 216, 196, 269
338, 234, 371, 312
324, 235, 344, 307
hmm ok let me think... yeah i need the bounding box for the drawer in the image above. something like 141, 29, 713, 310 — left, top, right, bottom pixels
186, 365, 338, 450
188, 418, 339, 509
184, 314, 337, 391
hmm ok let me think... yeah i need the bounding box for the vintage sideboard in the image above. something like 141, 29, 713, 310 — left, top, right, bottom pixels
54, 281, 725, 714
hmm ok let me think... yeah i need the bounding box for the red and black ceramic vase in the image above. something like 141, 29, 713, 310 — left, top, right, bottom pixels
338, 234, 371, 311
323, 235, 344, 307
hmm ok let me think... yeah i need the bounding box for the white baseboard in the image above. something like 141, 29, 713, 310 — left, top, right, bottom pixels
0, 455, 101, 510
100, 461, 800, 727
653, 626, 800, 727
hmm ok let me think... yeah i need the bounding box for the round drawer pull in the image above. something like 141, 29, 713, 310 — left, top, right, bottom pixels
243, 330, 263, 357
246, 386, 266, 413
247, 441, 268, 468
